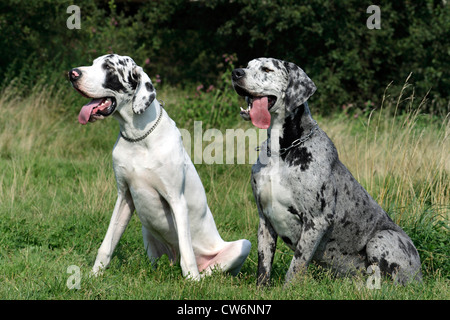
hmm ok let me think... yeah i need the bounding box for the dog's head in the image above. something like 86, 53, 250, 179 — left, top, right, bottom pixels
231, 57, 316, 129
69, 54, 156, 124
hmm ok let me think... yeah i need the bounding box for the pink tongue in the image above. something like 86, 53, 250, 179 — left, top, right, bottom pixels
250, 97, 271, 129
78, 99, 103, 125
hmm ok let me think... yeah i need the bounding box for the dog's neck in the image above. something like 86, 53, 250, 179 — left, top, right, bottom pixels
113, 100, 162, 142
268, 102, 316, 152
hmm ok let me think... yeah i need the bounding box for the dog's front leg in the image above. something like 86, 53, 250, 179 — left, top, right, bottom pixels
257, 211, 278, 286
169, 196, 200, 280
91, 191, 135, 276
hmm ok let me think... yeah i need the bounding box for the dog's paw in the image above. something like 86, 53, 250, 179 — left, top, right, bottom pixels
90, 264, 105, 278
185, 271, 201, 281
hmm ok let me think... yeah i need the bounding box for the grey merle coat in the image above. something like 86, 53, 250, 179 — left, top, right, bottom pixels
232, 57, 422, 285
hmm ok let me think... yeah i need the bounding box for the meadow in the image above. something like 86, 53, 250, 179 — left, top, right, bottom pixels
0, 77, 448, 300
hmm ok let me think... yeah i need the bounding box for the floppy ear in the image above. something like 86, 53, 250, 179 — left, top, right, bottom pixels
132, 66, 156, 114
283, 61, 316, 113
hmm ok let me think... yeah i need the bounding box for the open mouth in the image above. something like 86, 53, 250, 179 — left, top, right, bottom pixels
74, 89, 116, 125
234, 85, 276, 129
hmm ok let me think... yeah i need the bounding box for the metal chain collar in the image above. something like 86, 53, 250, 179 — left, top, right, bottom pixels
279, 121, 318, 155
120, 100, 164, 143
255, 121, 319, 155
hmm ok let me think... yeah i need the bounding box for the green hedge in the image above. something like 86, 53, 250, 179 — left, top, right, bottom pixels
1, 0, 448, 114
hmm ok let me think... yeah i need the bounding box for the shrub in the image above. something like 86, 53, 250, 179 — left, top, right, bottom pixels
0, 0, 448, 114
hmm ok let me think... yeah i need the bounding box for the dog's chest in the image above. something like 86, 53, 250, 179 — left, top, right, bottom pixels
112, 142, 179, 235
252, 159, 302, 247
112, 142, 169, 198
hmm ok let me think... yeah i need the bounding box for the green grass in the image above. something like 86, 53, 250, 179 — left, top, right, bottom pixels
0, 82, 448, 300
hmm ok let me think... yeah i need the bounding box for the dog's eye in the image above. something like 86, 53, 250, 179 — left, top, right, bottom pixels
262, 67, 273, 73
103, 63, 114, 71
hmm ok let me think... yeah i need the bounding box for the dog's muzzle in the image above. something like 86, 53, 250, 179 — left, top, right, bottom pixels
231, 68, 276, 129
69, 68, 117, 125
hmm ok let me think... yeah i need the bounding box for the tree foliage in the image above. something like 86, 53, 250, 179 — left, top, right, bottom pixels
0, 0, 448, 113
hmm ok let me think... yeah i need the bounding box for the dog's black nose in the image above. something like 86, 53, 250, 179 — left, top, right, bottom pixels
232, 68, 245, 81
69, 68, 82, 81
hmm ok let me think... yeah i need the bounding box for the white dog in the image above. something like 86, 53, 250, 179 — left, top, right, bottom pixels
69, 54, 251, 279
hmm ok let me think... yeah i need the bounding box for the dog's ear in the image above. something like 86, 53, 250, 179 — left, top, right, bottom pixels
283, 61, 316, 113
132, 66, 156, 114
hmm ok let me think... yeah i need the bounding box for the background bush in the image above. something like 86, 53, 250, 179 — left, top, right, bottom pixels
0, 0, 448, 114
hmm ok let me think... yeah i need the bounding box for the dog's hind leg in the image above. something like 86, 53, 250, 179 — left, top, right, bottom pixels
366, 229, 422, 284
142, 226, 177, 268
285, 218, 331, 284
198, 239, 251, 276
168, 195, 201, 280
284, 181, 337, 284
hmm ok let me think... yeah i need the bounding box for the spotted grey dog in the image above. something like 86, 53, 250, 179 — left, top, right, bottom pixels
232, 57, 422, 285
69, 54, 250, 279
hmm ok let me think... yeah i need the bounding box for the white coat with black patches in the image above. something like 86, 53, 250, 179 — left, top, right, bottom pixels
69, 54, 251, 280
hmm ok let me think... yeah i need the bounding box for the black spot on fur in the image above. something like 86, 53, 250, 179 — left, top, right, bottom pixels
379, 257, 400, 277
407, 241, 419, 258
280, 104, 314, 169
292, 147, 313, 170
280, 104, 305, 149
294, 246, 303, 259
288, 206, 300, 217
117, 67, 124, 79
321, 183, 327, 194
127, 71, 138, 91
320, 198, 326, 211
281, 236, 293, 246
397, 236, 418, 258
272, 59, 280, 70
149, 92, 156, 104
302, 215, 315, 231
103, 70, 126, 92
145, 82, 154, 92
358, 246, 367, 257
